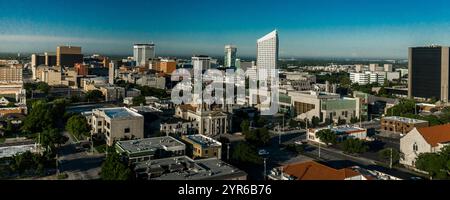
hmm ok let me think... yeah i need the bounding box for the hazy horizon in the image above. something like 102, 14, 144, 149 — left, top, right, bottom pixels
1, 0, 450, 58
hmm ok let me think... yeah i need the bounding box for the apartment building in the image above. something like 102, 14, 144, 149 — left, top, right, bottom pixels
85, 107, 144, 146
381, 116, 429, 135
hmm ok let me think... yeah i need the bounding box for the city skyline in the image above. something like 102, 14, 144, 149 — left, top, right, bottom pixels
1, 0, 450, 58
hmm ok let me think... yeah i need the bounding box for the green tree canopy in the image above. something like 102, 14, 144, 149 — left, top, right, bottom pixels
378, 148, 400, 166
85, 90, 104, 102
342, 138, 368, 154
66, 115, 91, 140
21, 101, 54, 133
132, 95, 146, 106
231, 142, 263, 165
316, 129, 337, 145
100, 153, 132, 180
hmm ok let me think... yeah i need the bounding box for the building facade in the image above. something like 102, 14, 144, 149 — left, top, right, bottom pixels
257, 30, 278, 79
400, 124, 450, 168
85, 107, 144, 146
224, 45, 237, 68
56, 46, 83, 67
381, 116, 429, 135
182, 134, 222, 159
133, 44, 156, 67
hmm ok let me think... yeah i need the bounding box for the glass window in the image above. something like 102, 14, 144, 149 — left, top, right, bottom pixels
124, 128, 130, 134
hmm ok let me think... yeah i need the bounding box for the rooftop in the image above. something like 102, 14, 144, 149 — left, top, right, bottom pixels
383, 116, 428, 124
100, 107, 142, 119
116, 136, 186, 155
183, 134, 222, 148
417, 124, 450, 147
280, 161, 362, 180
134, 156, 246, 180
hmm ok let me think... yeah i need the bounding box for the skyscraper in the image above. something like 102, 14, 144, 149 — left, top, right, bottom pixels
133, 43, 156, 67
408, 46, 450, 102
224, 45, 237, 68
257, 30, 279, 79
56, 46, 83, 67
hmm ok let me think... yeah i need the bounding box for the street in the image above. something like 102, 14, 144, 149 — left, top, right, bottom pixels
57, 131, 105, 180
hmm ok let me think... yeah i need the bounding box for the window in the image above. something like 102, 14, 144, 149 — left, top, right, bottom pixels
106, 122, 110, 129
97, 121, 102, 126
413, 143, 418, 152
205, 150, 208, 154
124, 128, 130, 134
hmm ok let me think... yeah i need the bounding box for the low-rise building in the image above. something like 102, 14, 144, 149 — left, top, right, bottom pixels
381, 116, 429, 135
134, 156, 247, 180
115, 136, 186, 165
100, 86, 126, 102
400, 124, 450, 168
182, 134, 222, 159
85, 107, 144, 146
307, 126, 368, 144
160, 117, 198, 135
288, 91, 360, 124
268, 161, 369, 180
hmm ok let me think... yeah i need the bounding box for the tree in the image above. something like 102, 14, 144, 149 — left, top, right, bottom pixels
85, 90, 104, 102
316, 129, 337, 145
244, 127, 271, 147
100, 153, 132, 180
337, 118, 347, 126
36, 82, 50, 94
289, 119, 299, 128
66, 115, 91, 139
21, 101, 54, 133
132, 95, 146, 106
240, 120, 250, 134
350, 117, 358, 124
40, 128, 68, 153
386, 99, 416, 116
378, 148, 400, 166
415, 153, 448, 180
342, 138, 368, 154
231, 142, 262, 165
311, 116, 320, 128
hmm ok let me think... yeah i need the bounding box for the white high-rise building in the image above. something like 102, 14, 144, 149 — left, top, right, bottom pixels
257, 30, 279, 79
224, 45, 237, 67
133, 43, 155, 67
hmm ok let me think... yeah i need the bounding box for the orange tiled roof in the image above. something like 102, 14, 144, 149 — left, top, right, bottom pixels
417, 124, 450, 147
282, 161, 361, 180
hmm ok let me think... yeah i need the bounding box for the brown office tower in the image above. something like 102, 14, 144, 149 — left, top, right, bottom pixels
57, 46, 83, 67
409, 46, 450, 102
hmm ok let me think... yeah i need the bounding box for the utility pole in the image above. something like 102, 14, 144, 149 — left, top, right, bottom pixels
263, 158, 267, 180
278, 123, 282, 146
390, 148, 393, 169
227, 143, 230, 161
318, 142, 321, 158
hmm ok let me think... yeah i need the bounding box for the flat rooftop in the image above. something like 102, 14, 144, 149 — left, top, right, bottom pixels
130, 106, 163, 114
134, 156, 246, 180
332, 126, 366, 134
183, 134, 221, 148
0, 143, 38, 159
101, 107, 142, 119
383, 116, 428, 124
116, 136, 186, 155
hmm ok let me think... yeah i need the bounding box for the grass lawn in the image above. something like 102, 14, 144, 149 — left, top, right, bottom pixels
0, 137, 5, 144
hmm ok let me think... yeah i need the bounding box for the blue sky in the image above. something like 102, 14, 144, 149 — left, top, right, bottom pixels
1, 0, 450, 58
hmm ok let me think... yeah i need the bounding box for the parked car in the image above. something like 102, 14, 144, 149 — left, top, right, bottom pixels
258, 149, 270, 156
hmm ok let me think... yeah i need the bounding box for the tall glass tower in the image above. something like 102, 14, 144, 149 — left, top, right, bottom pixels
224, 45, 237, 68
